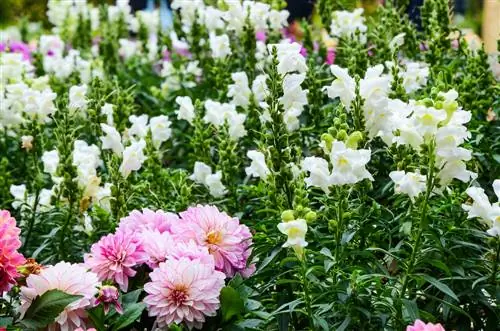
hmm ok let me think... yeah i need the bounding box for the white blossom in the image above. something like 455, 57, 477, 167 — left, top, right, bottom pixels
119, 139, 147, 178
41, 150, 59, 176
150, 115, 172, 148
389, 170, 426, 202
100, 124, 124, 155
175, 96, 195, 124
245, 150, 271, 180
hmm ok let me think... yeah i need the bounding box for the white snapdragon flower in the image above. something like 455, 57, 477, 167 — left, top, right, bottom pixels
209, 33, 231, 59
411, 103, 447, 137
246, 1, 270, 31
204, 100, 231, 126
119, 139, 147, 178
94, 183, 113, 212
228, 72, 251, 108
462, 181, 500, 237
302, 156, 332, 193
205, 171, 228, 198
277, 218, 308, 249
171, 0, 204, 29
100, 124, 124, 155
69, 84, 88, 110
268, 42, 307, 75
128, 114, 149, 139
100, 103, 115, 126
39, 34, 64, 56
330, 8, 367, 43
22, 88, 57, 122
389, 170, 427, 202
73, 140, 101, 170
225, 110, 247, 140
175, 96, 195, 124
21, 135, 33, 150
150, 115, 172, 148
399, 62, 429, 93
268, 10, 289, 31
189, 161, 227, 198
280, 73, 308, 131
389, 33, 406, 51
41, 150, 59, 176
330, 141, 373, 185
324, 65, 356, 110
223, 1, 246, 33
204, 6, 225, 31
119, 39, 140, 59
189, 161, 212, 184
245, 150, 271, 180
252, 74, 269, 103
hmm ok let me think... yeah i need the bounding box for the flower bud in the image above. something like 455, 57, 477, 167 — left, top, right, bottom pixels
281, 210, 295, 222
96, 285, 123, 315
321, 133, 334, 151
305, 211, 317, 223
346, 131, 363, 149
336, 129, 348, 141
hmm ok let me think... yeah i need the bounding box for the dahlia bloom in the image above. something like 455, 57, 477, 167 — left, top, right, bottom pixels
118, 208, 178, 235
0, 210, 25, 293
140, 230, 176, 269
84, 231, 147, 291
406, 319, 445, 331
20, 262, 100, 331
172, 205, 253, 278
144, 257, 225, 329
96, 285, 122, 315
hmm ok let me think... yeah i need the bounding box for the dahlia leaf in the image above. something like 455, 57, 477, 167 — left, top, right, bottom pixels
220, 286, 244, 322
20, 289, 82, 329
111, 302, 146, 331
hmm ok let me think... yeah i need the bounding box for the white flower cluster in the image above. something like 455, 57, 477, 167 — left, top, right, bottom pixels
190, 161, 227, 198
0, 52, 33, 85
1, 78, 56, 128
463, 180, 500, 237
203, 100, 247, 140
171, 0, 288, 34
302, 140, 373, 193
245, 150, 271, 180
160, 60, 202, 92
329, 8, 367, 43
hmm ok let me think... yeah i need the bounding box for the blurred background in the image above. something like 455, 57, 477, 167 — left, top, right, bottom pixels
0, 0, 498, 52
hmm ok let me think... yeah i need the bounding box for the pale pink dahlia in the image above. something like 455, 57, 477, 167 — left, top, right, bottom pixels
0, 210, 26, 293
407, 320, 445, 331
171, 205, 253, 277
143, 257, 225, 329
140, 230, 176, 269
20, 262, 100, 331
84, 231, 147, 291
118, 208, 178, 234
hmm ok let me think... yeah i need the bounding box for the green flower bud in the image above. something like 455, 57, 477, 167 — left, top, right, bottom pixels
281, 210, 295, 222
422, 98, 433, 107
321, 133, 334, 151
342, 212, 352, 219
434, 101, 443, 109
340, 113, 347, 122
305, 211, 317, 223
346, 131, 363, 149
336, 129, 348, 141
333, 118, 342, 127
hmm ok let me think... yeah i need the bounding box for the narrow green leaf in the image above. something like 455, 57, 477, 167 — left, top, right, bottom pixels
402, 299, 420, 322
420, 275, 459, 302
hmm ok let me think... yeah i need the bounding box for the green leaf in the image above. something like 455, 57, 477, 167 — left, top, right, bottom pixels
87, 306, 106, 331
420, 275, 459, 302
111, 302, 146, 331
402, 299, 420, 322
220, 286, 245, 322
20, 289, 82, 329
0, 317, 13, 327
121, 289, 142, 306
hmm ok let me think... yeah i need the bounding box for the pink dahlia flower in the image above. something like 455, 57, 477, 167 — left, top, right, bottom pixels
144, 257, 225, 329
0, 210, 25, 293
140, 230, 176, 269
84, 231, 147, 291
20, 262, 100, 331
407, 319, 445, 331
171, 205, 253, 278
118, 208, 178, 235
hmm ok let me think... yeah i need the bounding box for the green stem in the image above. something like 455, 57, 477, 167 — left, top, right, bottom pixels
301, 257, 315, 330
398, 141, 436, 320
492, 239, 500, 283
334, 187, 345, 263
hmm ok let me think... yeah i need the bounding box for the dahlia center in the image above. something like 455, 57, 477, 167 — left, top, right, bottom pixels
206, 230, 223, 246
169, 285, 189, 305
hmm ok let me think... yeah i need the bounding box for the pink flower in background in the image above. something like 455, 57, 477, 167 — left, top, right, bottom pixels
171, 205, 253, 278
0, 210, 25, 293
144, 257, 225, 329
84, 231, 147, 291
326, 48, 336, 65
407, 320, 445, 331
118, 208, 178, 235
20, 262, 100, 331
255, 31, 267, 42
